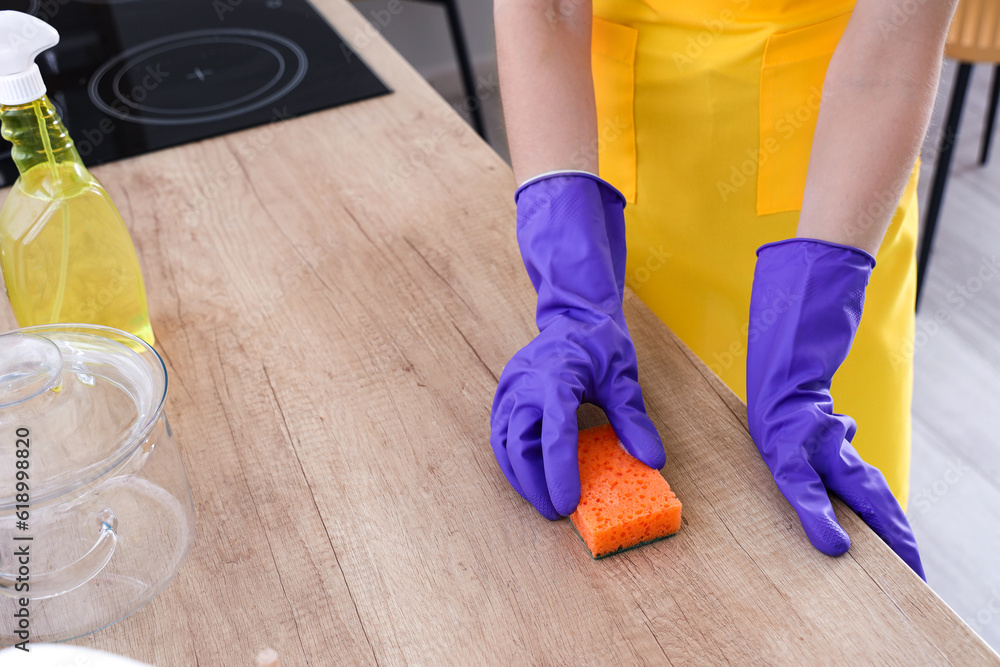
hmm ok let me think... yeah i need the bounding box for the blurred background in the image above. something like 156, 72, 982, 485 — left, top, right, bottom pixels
352, 0, 508, 160
358, 0, 1000, 651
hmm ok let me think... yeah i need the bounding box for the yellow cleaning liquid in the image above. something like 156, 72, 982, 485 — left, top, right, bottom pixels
0, 97, 153, 344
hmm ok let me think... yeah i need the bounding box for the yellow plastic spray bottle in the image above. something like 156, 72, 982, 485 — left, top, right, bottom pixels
0, 11, 153, 344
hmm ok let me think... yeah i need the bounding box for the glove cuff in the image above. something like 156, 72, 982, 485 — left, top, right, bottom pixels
514, 170, 628, 330
515, 170, 626, 208
747, 236, 873, 449
757, 237, 876, 269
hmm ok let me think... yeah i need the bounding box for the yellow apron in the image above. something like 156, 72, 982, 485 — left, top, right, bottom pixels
592, 0, 918, 506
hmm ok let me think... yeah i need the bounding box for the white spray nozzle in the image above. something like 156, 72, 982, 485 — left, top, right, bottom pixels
0, 11, 59, 105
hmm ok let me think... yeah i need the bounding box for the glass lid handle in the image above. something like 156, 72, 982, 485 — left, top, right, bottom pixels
0, 509, 118, 600
0, 332, 63, 409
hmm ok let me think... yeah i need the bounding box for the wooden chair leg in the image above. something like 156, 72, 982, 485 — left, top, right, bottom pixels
979, 64, 1000, 165
917, 62, 973, 310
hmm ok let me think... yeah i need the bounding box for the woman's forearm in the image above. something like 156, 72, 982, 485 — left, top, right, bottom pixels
797, 0, 957, 255
495, 0, 597, 184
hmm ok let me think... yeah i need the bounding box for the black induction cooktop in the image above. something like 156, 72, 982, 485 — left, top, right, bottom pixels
0, 0, 391, 186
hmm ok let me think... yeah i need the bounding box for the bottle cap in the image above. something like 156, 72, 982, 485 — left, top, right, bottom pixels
0, 11, 59, 105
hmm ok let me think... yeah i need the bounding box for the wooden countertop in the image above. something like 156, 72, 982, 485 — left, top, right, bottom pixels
2, 1, 997, 663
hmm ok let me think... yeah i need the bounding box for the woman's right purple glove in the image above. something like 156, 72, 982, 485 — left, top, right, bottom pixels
491, 172, 666, 520
746, 238, 924, 579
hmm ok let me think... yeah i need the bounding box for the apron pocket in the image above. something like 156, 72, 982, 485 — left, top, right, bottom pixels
592, 16, 638, 204
757, 12, 852, 216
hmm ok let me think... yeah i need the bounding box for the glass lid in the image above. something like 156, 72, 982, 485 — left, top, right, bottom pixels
0, 324, 167, 510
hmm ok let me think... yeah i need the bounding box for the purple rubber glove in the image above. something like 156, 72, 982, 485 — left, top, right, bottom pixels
491, 172, 666, 520
746, 238, 924, 579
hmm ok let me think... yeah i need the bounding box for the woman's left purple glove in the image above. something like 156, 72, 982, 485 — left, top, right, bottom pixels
491, 172, 666, 520
746, 238, 924, 579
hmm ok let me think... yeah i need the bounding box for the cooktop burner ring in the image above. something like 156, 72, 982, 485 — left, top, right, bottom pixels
111, 37, 288, 116
87, 28, 308, 126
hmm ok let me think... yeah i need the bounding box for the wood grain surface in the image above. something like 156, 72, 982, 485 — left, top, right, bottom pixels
1, 0, 997, 664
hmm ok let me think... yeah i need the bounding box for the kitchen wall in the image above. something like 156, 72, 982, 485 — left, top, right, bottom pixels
353, 0, 496, 99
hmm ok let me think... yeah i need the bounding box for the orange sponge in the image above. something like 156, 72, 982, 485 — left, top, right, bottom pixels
570, 424, 682, 558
